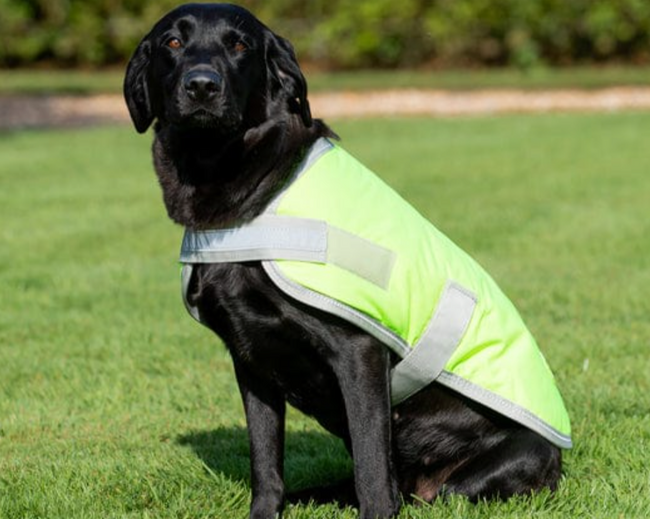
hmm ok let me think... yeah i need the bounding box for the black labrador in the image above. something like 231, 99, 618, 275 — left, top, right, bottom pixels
124, 4, 562, 518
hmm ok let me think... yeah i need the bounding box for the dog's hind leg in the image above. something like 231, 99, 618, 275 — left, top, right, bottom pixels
440, 428, 562, 502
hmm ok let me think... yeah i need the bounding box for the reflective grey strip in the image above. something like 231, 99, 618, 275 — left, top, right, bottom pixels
390, 282, 477, 405
181, 215, 396, 291
262, 261, 411, 358
436, 371, 573, 449
180, 216, 327, 264
181, 264, 202, 323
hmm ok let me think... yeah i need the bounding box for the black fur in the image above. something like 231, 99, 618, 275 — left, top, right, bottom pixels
124, 4, 562, 518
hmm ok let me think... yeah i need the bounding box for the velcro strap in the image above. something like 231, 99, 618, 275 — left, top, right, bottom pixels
390, 281, 477, 405
327, 226, 395, 289
180, 216, 328, 264
180, 215, 396, 290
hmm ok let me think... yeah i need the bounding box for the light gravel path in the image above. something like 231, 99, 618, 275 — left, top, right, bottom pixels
2, 87, 650, 130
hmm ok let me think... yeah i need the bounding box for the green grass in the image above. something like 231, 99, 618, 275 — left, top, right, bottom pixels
0, 69, 127, 96
1, 64, 650, 95
1, 113, 650, 518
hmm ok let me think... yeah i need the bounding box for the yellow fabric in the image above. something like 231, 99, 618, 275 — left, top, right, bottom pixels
271, 143, 571, 441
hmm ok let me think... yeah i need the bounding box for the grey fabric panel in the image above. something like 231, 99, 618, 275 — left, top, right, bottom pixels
327, 226, 396, 290
261, 261, 412, 358
390, 281, 477, 405
436, 371, 573, 449
181, 264, 202, 323
180, 216, 328, 264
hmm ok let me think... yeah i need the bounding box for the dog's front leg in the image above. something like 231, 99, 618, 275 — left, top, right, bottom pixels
332, 337, 400, 519
234, 362, 287, 519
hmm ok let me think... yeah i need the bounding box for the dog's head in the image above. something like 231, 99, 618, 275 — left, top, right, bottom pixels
124, 3, 312, 134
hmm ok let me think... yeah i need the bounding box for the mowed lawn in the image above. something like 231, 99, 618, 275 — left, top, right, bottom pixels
1, 113, 649, 518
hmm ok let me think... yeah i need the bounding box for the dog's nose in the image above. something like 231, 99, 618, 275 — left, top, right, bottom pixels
183, 69, 222, 101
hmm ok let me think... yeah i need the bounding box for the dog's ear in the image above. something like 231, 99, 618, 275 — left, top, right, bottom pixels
264, 31, 312, 127
124, 38, 154, 133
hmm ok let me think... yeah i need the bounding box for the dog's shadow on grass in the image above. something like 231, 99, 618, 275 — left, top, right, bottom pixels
176, 426, 357, 506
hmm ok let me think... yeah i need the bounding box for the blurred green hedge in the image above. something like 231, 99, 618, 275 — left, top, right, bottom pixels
1, 0, 649, 68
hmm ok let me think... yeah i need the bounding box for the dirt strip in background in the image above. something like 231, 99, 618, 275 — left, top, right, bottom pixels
312, 87, 650, 117
2, 86, 650, 129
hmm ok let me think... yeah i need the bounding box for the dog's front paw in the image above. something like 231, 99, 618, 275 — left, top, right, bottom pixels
250, 495, 284, 519
359, 496, 400, 519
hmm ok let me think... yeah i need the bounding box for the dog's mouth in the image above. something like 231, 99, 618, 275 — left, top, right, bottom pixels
172, 104, 243, 132
188, 107, 220, 125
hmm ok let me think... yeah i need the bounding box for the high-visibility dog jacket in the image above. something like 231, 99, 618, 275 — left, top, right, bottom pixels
180, 138, 572, 449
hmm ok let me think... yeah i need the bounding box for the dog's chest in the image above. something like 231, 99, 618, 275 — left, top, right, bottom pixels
190, 262, 347, 422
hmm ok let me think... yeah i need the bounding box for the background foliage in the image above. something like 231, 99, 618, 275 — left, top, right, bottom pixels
1, 0, 650, 68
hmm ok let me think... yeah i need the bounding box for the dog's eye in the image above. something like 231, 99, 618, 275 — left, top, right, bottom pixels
233, 41, 247, 53
166, 38, 183, 50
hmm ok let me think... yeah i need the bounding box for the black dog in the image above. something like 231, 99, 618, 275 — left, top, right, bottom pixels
124, 4, 563, 518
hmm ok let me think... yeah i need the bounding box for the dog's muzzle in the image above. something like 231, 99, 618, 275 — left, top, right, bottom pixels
183, 68, 223, 102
